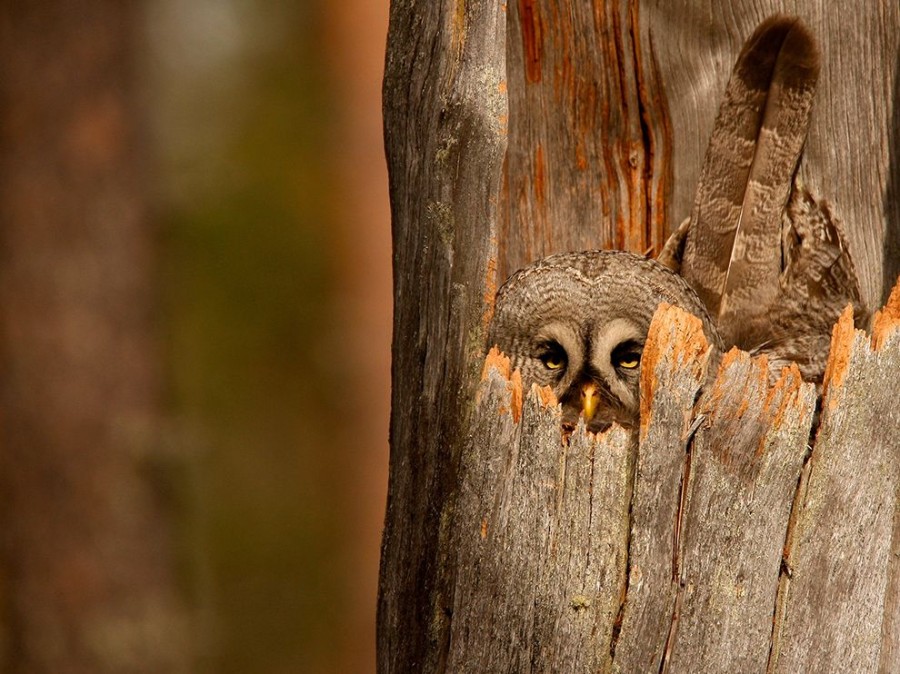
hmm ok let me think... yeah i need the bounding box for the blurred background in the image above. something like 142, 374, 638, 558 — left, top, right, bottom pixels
0, 2, 390, 672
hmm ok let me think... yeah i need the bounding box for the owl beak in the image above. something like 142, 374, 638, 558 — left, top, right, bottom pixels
580, 383, 599, 422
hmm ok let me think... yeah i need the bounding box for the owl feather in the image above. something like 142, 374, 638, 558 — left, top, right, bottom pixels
489, 16, 867, 436
663, 15, 866, 385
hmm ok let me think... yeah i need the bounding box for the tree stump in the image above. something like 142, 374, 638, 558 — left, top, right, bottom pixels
378, 2, 900, 671
447, 293, 899, 672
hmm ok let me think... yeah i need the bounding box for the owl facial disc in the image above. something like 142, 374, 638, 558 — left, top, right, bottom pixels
488, 250, 721, 434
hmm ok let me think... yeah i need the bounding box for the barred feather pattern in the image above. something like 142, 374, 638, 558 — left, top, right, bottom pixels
662, 15, 867, 386
755, 181, 868, 383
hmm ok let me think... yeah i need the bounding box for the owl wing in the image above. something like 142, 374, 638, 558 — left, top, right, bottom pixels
656, 216, 690, 273
755, 182, 868, 384
675, 16, 821, 349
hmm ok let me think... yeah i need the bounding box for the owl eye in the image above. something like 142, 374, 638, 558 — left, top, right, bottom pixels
539, 343, 567, 371
612, 341, 642, 370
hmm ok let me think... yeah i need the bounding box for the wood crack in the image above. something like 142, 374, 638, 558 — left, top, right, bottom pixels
658, 412, 702, 672
766, 445, 813, 673
608, 434, 637, 659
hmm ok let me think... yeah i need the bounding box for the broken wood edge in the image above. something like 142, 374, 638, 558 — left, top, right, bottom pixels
480, 346, 522, 421
614, 305, 817, 672
479, 290, 897, 475
481, 346, 630, 445
613, 304, 706, 672
871, 275, 900, 350
822, 276, 900, 410
769, 278, 900, 671
470, 296, 892, 671
700, 349, 812, 471
451, 353, 633, 671
483, 301, 816, 443
821, 307, 856, 401
642, 303, 711, 377
651, 321, 815, 672
640, 303, 711, 442
482, 346, 511, 381
482, 286, 889, 450
641, 305, 812, 451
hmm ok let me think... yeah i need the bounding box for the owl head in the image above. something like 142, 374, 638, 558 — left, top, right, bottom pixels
488, 250, 720, 433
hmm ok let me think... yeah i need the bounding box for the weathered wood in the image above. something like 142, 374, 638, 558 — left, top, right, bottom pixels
878, 286, 900, 674
438, 301, 897, 673
378, 1, 507, 672
502, 0, 672, 278
773, 300, 900, 672
447, 356, 631, 673
611, 307, 709, 671
669, 356, 815, 673
381, 2, 900, 672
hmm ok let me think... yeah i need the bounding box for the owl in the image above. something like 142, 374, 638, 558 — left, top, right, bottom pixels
488, 15, 866, 432
488, 251, 722, 433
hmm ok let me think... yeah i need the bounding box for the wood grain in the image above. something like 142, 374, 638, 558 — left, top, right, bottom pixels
432, 303, 897, 673
773, 308, 900, 672
378, 1, 507, 671
669, 356, 815, 672
447, 376, 632, 673
381, 3, 900, 671
502, 0, 672, 278
611, 306, 710, 672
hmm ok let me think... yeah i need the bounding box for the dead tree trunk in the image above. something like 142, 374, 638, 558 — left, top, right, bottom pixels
448, 299, 899, 672
379, 2, 900, 672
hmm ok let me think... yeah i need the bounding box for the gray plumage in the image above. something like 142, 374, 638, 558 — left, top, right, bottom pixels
489, 15, 866, 432
488, 251, 721, 432
661, 15, 867, 385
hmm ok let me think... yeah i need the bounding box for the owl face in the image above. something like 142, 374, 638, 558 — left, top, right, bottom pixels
488, 250, 719, 433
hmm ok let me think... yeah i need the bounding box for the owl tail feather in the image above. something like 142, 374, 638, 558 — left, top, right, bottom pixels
680, 15, 820, 349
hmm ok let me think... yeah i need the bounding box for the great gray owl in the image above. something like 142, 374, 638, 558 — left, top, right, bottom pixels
488, 15, 866, 432
488, 251, 723, 433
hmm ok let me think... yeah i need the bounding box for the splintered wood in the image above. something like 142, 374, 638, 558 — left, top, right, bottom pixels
449, 295, 900, 673
774, 285, 900, 672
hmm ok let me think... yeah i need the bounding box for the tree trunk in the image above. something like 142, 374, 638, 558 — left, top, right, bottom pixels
379, 1, 900, 672
447, 300, 899, 672
0, 4, 187, 671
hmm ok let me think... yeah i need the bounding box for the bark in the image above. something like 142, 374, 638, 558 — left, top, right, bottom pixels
378, 1, 507, 672
0, 4, 186, 672
380, 1, 900, 672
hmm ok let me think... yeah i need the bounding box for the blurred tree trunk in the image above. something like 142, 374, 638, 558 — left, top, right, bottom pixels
324, 1, 391, 672
379, 1, 900, 672
0, 4, 186, 672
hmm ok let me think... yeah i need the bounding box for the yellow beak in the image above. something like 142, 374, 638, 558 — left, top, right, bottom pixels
581, 383, 599, 421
